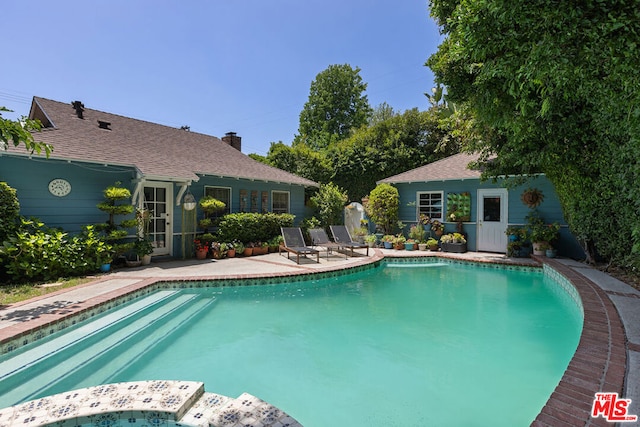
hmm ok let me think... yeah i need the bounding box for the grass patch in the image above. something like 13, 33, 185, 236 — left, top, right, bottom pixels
0, 277, 94, 306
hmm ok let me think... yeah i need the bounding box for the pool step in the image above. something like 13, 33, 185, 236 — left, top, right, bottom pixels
79, 295, 218, 385
0, 291, 215, 407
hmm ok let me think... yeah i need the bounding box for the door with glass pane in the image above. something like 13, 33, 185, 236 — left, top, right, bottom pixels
142, 182, 173, 256
477, 188, 508, 252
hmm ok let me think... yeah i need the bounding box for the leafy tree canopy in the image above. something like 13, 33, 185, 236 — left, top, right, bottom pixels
264, 141, 333, 184
427, 0, 640, 266
0, 107, 51, 156
294, 64, 373, 150
330, 107, 460, 201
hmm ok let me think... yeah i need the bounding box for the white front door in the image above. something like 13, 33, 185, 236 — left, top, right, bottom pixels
477, 188, 508, 253
142, 182, 173, 256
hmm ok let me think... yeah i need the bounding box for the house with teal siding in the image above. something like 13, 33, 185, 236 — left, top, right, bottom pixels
378, 152, 584, 258
0, 97, 317, 258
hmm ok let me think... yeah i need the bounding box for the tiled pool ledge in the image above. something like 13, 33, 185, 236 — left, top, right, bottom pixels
0, 252, 634, 426
0, 380, 302, 427
531, 256, 629, 427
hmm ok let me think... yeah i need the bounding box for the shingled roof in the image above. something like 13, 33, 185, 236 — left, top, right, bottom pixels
17, 97, 317, 187
378, 152, 483, 184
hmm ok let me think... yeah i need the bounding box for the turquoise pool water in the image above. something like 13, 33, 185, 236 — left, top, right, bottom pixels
0, 261, 582, 426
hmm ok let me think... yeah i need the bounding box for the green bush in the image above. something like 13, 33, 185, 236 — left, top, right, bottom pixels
309, 182, 348, 227
0, 219, 113, 283
0, 182, 20, 243
366, 183, 399, 234
216, 212, 294, 243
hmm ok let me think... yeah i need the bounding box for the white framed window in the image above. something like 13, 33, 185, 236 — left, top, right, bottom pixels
417, 191, 443, 221
272, 190, 290, 214
204, 186, 231, 216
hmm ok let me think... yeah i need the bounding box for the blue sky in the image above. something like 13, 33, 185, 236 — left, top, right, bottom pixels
1, 1, 443, 156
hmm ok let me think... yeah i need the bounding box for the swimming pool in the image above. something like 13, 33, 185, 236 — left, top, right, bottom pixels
0, 260, 582, 426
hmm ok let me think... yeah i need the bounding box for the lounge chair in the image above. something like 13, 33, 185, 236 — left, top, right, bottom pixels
280, 227, 320, 264
309, 228, 347, 259
329, 225, 370, 256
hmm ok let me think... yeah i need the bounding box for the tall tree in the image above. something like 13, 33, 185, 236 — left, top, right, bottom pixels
427, 0, 640, 267
1, 107, 50, 156
294, 64, 373, 150
330, 107, 459, 201
263, 141, 333, 184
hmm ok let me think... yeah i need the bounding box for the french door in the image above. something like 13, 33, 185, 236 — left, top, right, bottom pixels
477, 188, 508, 253
142, 182, 173, 256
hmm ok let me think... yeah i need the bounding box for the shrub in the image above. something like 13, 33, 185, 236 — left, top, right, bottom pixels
309, 182, 348, 227
0, 182, 20, 243
216, 212, 294, 243
0, 219, 113, 283
365, 183, 399, 234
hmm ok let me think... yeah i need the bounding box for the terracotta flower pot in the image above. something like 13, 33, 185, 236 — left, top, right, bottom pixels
196, 249, 208, 260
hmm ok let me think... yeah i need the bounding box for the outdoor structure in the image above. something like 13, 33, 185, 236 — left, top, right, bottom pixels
378, 152, 584, 258
0, 97, 317, 258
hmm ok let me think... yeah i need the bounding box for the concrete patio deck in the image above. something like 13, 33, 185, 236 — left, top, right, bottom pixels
0, 248, 638, 426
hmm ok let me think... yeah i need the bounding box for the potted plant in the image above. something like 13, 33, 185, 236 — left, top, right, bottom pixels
134, 238, 154, 265
243, 242, 255, 256
352, 226, 368, 243
226, 242, 236, 258
382, 235, 394, 249
194, 238, 209, 259
211, 242, 223, 259
526, 211, 559, 255
426, 237, 439, 251
393, 235, 406, 250
234, 241, 245, 256
431, 220, 444, 237
545, 246, 558, 258
96, 240, 115, 272
364, 234, 377, 248
440, 233, 467, 253
269, 236, 283, 252
404, 239, 416, 251
505, 226, 521, 242
408, 224, 425, 247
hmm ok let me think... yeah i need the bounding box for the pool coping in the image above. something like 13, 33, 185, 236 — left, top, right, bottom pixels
0, 250, 637, 426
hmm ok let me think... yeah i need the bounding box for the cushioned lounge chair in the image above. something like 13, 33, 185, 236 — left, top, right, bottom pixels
329, 225, 369, 256
280, 227, 320, 264
309, 228, 347, 259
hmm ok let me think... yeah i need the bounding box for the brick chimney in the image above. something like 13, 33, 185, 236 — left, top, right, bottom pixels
222, 132, 241, 152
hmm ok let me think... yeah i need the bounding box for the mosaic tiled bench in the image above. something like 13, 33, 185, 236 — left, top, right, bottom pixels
0, 380, 302, 427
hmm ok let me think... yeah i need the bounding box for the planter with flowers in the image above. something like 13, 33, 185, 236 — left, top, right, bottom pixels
431, 220, 444, 237
440, 233, 467, 253
194, 239, 210, 259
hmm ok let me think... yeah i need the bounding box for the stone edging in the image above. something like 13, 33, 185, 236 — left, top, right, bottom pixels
531, 256, 627, 426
